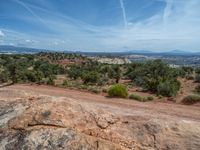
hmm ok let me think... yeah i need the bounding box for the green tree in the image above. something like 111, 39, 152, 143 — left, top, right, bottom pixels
127, 60, 180, 97
7, 62, 19, 83
0, 70, 9, 83
157, 80, 180, 97
47, 75, 55, 85
108, 65, 121, 83
67, 66, 82, 80
81, 71, 100, 84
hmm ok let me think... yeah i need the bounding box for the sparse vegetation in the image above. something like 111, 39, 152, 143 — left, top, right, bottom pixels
0, 53, 65, 84
126, 60, 181, 97
129, 94, 142, 101
195, 74, 200, 83
157, 80, 180, 97
0, 53, 194, 101
102, 88, 108, 93
182, 95, 200, 105
87, 87, 101, 94
81, 71, 100, 85
129, 94, 154, 102
195, 84, 200, 93
147, 96, 154, 101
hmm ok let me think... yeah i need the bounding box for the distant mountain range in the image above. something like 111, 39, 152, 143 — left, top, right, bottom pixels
157, 50, 195, 55
123, 49, 200, 56
0, 45, 199, 56
0, 45, 48, 54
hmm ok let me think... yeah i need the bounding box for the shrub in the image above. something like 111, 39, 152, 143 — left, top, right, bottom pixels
98, 77, 109, 86
129, 94, 143, 101
195, 84, 200, 93
142, 97, 148, 102
181, 66, 194, 76
88, 87, 101, 94
0, 71, 9, 83
182, 95, 200, 105
195, 74, 200, 83
78, 85, 88, 90
82, 71, 100, 84
102, 88, 108, 93
47, 75, 55, 85
67, 66, 81, 80
186, 75, 194, 80
127, 60, 180, 96
147, 96, 154, 101
62, 80, 68, 86
157, 80, 180, 97
108, 84, 128, 98
195, 67, 200, 74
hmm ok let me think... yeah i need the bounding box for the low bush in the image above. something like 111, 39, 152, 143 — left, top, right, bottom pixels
0, 71, 9, 83
129, 94, 143, 101
88, 87, 101, 94
62, 80, 69, 86
182, 95, 200, 105
195, 84, 200, 93
158, 95, 163, 99
186, 75, 194, 80
157, 80, 180, 97
129, 94, 154, 102
47, 75, 55, 85
82, 71, 100, 84
78, 85, 88, 90
108, 84, 128, 98
195, 74, 200, 83
147, 96, 154, 101
102, 88, 108, 93
127, 60, 181, 96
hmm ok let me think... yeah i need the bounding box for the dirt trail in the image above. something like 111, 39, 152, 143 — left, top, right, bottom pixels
176, 78, 198, 102
2, 84, 199, 122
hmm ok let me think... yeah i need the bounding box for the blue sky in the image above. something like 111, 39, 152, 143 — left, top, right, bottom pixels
0, 0, 200, 52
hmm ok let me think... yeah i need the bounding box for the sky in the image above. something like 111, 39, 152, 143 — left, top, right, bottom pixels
0, 0, 200, 52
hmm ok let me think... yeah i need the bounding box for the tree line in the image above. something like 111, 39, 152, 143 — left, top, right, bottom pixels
0, 53, 198, 97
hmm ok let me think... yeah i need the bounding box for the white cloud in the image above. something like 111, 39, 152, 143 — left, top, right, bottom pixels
25, 39, 31, 42
53, 41, 58, 45
0, 30, 5, 37
2, 0, 200, 52
100, 0, 200, 52
119, 0, 128, 28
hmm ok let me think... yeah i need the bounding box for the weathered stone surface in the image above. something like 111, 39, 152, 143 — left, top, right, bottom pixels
0, 87, 200, 150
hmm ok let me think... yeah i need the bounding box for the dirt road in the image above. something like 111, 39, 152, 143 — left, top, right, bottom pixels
1, 84, 199, 122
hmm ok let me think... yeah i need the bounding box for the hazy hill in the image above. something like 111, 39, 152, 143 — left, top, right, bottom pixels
0, 45, 199, 56
0, 45, 48, 54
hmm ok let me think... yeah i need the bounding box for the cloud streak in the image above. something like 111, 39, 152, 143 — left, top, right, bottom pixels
119, 0, 128, 28
0, 30, 5, 37
163, 0, 172, 25
12, 0, 47, 26
1, 0, 200, 52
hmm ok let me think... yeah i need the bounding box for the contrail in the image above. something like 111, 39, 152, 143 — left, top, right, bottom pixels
163, 0, 172, 24
13, 0, 46, 25
119, 0, 128, 28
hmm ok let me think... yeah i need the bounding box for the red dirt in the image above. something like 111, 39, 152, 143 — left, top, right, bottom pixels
3, 84, 200, 122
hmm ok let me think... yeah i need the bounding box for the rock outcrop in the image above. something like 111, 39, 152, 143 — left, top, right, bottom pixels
0, 87, 200, 150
